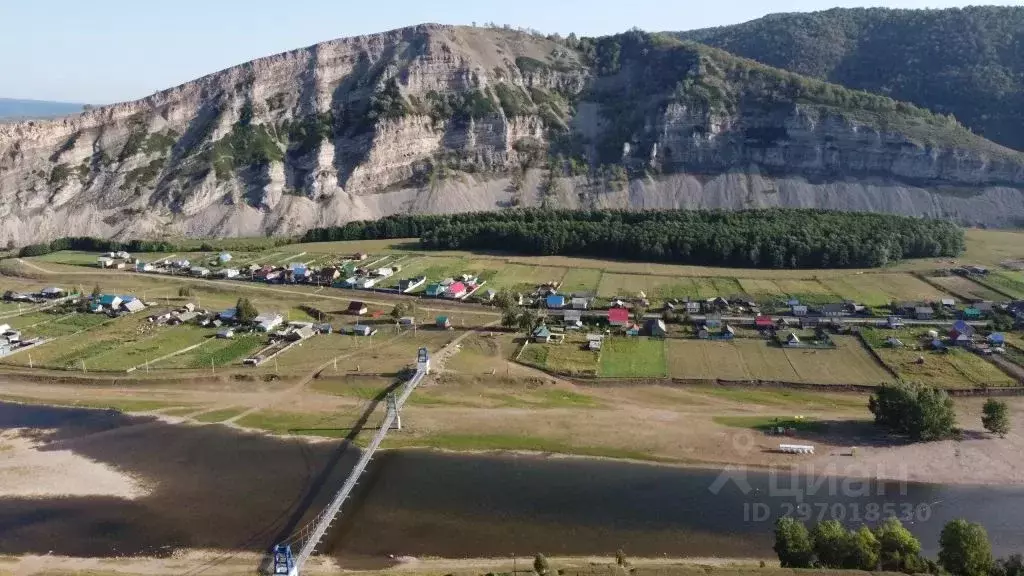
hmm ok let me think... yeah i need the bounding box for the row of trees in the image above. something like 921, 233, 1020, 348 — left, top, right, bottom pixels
302, 209, 964, 270
868, 382, 1011, 441
775, 516, 1016, 576
17, 236, 293, 258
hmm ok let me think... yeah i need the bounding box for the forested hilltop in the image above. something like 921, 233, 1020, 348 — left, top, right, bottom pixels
673, 6, 1024, 151
303, 209, 964, 269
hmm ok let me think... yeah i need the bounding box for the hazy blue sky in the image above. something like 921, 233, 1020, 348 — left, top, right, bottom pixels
1, 0, 1018, 104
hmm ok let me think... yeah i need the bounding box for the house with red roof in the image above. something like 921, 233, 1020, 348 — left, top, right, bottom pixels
755, 315, 774, 329
446, 281, 467, 299
608, 308, 629, 327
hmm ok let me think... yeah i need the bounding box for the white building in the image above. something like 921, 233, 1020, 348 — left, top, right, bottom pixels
254, 313, 284, 332
219, 268, 240, 279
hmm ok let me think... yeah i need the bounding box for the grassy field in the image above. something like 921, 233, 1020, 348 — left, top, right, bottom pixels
976, 270, 1024, 299
859, 327, 1016, 388
599, 337, 668, 378
519, 335, 600, 376
149, 334, 266, 369
666, 337, 894, 385
925, 275, 1004, 301
875, 346, 1015, 388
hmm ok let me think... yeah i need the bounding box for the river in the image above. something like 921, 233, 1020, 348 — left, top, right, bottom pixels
0, 402, 1022, 562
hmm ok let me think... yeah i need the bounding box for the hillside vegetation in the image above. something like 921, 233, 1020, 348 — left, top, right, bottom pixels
674, 6, 1024, 151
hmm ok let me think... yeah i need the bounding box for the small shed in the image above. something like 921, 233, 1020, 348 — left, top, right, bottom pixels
424, 283, 445, 297
792, 305, 809, 317
588, 338, 603, 351
625, 324, 641, 337
571, 297, 589, 310
399, 317, 416, 326
347, 302, 368, 316
786, 332, 802, 347
931, 339, 948, 351
988, 333, 1006, 346
941, 298, 956, 308
315, 323, 333, 334
436, 316, 452, 329
685, 301, 701, 314
217, 328, 235, 339
721, 325, 736, 340
886, 336, 904, 348
532, 325, 553, 343
218, 252, 233, 263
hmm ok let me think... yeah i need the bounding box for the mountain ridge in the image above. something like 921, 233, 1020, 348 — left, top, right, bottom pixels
1, 22, 1023, 244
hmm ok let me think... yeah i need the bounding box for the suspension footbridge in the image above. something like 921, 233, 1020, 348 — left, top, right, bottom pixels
272, 347, 431, 576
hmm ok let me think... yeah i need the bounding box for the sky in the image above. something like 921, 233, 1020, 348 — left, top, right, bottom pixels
2, 0, 1020, 104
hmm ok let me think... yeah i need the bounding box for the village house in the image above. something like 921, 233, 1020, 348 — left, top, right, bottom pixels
398, 276, 427, 293
646, 318, 667, 338
800, 317, 821, 329
685, 300, 701, 314
988, 333, 1006, 347
721, 325, 736, 340
975, 301, 995, 315
755, 315, 774, 331
791, 304, 809, 317
347, 301, 368, 316
446, 281, 468, 299
424, 283, 446, 297
436, 316, 452, 329
399, 317, 416, 327
97, 256, 115, 268
786, 332, 802, 347
949, 320, 975, 345
219, 268, 240, 279
571, 297, 590, 310
190, 267, 211, 277
286, 326, 316, 341
350, 324, 376, 337
39, 287, 66, 298
706, 297, 730, 312
564, 309, 583, 329
532, 325, 553, 343
317, 267, 341, 285
216, 328, 235, 339
914, 306, 934, 321
315, 323, 333, 334
255, 313, 284, 332
217, 309, 238, 323
546, 294, 566, 309
885, 315, 904, 329
625, 323, 641, 337
135, 262, 156, 273
941, 298, 956, 309
819, 304, 848, 318
607, 308, 630, 327
121, 298, 146, 314
97, 294, 123, 310
961, 307, 982, 320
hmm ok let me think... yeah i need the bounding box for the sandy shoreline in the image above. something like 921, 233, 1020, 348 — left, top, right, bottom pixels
0, 428, 150, 499
0, 550, 769, 576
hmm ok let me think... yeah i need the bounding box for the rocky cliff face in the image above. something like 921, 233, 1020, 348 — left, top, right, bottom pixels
1, 26, 1022, 244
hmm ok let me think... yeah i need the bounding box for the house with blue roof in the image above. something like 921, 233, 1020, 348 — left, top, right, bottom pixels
546, 294, 566, 309
97, 295, 123, 309
988, 333, 1006, 346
